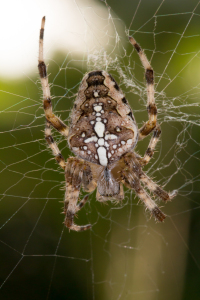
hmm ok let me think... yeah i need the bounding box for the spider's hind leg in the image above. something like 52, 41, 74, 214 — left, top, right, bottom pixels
129, 36, 157, 140
45, 121, 66, 169
38, 16, 69, 137
136, 124, 161, 166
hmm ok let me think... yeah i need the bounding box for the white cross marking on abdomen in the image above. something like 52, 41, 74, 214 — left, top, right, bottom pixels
97, 147, 108, 166
94, 121, 105, 138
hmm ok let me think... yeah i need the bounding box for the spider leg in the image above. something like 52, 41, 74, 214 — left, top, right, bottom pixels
139, 171, 176, 202
129, 36, 157, 140
121, 167, 166, 222
38, 16, 69, 137
136, 124, 161, 166
81, 163, 97, 193
121, 152, 169, 221
45, 121, 66, 169
64, 157, 92, 231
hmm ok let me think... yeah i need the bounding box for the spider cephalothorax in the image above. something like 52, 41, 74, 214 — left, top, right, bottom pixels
38, 17, 176, 231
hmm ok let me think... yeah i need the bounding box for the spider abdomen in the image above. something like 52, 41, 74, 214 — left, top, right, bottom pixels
68, 70, 138, 167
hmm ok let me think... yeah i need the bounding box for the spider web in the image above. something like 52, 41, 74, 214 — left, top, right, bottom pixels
1, 0, 200, 299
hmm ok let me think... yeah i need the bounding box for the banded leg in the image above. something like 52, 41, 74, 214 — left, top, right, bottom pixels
129, 36, 157, 140
140, 172, 170, 202
136, 124, 161, 166
45, 121, 66, 169
140, 172, 177, 201
64, 157, 92, 231
121, 167, 166, 222
38, 16, 69, 137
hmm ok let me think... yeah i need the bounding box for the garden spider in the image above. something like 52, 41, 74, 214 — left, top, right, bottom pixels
38, 17, 176, 231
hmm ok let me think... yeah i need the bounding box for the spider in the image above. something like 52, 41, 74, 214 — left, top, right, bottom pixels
38, 17, 176, 232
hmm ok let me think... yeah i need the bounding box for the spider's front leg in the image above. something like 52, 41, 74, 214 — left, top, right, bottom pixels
121, 152, 174, 222
64, 157, 93, 232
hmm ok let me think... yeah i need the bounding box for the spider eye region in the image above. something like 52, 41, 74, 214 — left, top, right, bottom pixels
68, 70, 138, 166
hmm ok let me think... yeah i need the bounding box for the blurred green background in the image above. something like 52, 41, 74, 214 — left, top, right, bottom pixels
1, 0, 200, 299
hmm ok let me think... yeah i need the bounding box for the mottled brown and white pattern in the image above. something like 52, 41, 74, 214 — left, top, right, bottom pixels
68, 70, 138, 167
38, 17, 177, 232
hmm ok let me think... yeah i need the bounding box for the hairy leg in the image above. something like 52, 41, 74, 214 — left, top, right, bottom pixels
45, 121, 66, 169
136, 125, 161, 166
38, 16, 69, 137
129, 37, 157, 140
121, 152, 175, 221
121, 166, 166, 222
64, 157, 93, 231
